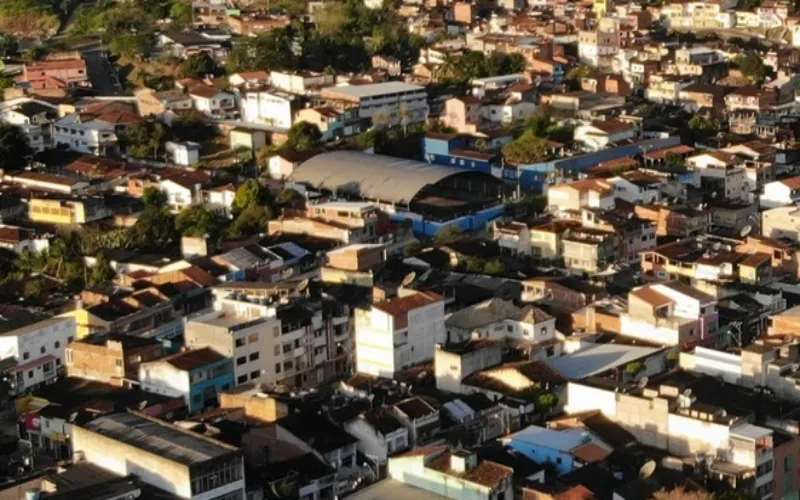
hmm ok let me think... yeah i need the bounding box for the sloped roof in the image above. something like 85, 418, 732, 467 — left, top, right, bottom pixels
289, 151, 495, 205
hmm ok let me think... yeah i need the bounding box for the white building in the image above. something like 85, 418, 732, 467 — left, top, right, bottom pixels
355, 290, 445, 378
0, 314, 76, 396
761, 176, 800, 209
166, 141, 201, 166
53, 113, 125, 156
71, 412, 245, 500
187, 86, 236, 118
321, 82, 429, 128
185, 296, 282, 386
608, 173, 663, 205
0, 98, 58, 152
687, 151, 750, 202
270, 70, 334, 94
343, 409, 409, 464
444, 297, 557, 347
241, 89, 298, 128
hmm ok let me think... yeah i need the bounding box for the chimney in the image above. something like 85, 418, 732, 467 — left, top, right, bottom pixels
450, 450, 477, 473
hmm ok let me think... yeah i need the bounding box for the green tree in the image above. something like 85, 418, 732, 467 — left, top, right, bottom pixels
176, 205, 217, 237
129, 188, 177, 250
537, 392, 558, 411
626, 361, 645, 377
232, 179, 272, 215
565, 65, 594, 91
502, 130, 550, 165
736, 53, 768, 84
171, 109, 217, 143
122, 119, 168, 159
180, 52, 223, 79
483, 259, 506, 275
0, 34, 17, 58
286, 122, 323, 152
169, 1, 193, 25
228, 29, 297, 72
110, 34, 154, 60
89, 253, 116, 287
435, 226, 462, 246
0, 123, 33, 171
665, 152, 686, 170
227, 205, 273, 238
143, 186, 167, 209
315, 2, 350, 38
276, 188, 303, 205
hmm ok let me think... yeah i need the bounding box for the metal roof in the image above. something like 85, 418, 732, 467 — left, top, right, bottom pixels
289, 151, 476, 205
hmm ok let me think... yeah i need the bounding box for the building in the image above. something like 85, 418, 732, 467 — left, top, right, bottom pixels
139, 347, 235, 413
270, 70, 334, 94
321, 82, 429, 129
268, 201, 386, 245
134, 88, 194, 116
65, 333, 164, 385
444, 297, 557, 347
382, 447, 513, 500
71, 411, 245, 499
0, 313, 76, 396
342, 408, 409, 464
53, 102, 140, 156
355, 290, 445, 378
22, 59, 89, 89
240, 89, 299, 128
761, 177, 800, 209
288, 151, 507, 237
185, 295, 282, 386
503, 425, 612, 475
547, 179, 615, 212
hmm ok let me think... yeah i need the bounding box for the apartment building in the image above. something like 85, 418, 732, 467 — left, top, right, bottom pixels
134, 88, 193, 116
321, 82, 429, 129
240, 89, 299, 128
577, 24, 620, 68
761, 176, 800, 209
139, 347, 235, 413
53, 104, 140, 156
355, 289, 445, 378
72, 411, 245, 499
634, 204, 709, 237
270, 70, 334, 94
566, 371, 776, 499
686, 151, 749, 202
65, 333, 164, 385
185, 295, 282, 386
0, 312, 76, 396
268, 201, 385, 244
200, 282, 353, 389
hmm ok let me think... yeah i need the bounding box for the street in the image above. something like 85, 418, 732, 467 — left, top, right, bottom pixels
82, 49, 122, 96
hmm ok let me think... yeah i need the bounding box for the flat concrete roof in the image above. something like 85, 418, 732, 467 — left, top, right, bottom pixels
544, 342, 661, 380
348, 479, 444, 500
323, 82, 425, 99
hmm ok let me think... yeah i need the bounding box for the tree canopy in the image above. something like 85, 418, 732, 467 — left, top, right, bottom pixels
122, 119, 169, 159
735, 53, 768, 84
502, 130, 551, 165
437, 51, 527, 85
180, 52, 223, 79
0, 123, 33, 171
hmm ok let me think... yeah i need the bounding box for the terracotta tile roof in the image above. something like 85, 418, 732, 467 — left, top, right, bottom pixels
630, 286, 673, 307
644, 144, 695, 159
570, 442, 610, 463
552, 178, 613, 195
778, 175, 800, 190
554, 485, 598, 500
590, 119, 635, 134
739, 252, 771, 267
0, 226, 33, 244
373, 291, 443, 329
426, 451, 514, 489
188, 84, 224, 99
25, 59, 86, 72
154, 347, 228, 372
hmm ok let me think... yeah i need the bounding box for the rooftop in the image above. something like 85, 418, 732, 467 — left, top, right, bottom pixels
80, 411, 240, 466
544, 342, 661, 380
323, 82, 425, 99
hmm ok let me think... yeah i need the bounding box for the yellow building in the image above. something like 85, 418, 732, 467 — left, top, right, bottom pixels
58, 307, 111, 339
593, 0, 613, 17
28, 198, 89, 225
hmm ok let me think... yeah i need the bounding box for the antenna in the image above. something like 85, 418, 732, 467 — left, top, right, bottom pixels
402, 272, 416, 288
639, 460, 657, 479
297, 278, 309, 292
637, 376, 649, 389
740, 224, 752, 237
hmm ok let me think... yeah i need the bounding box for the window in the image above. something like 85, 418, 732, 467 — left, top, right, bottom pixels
283, 360, 293, 370
236, 356, 246, 366
250, 370, 260, 380
506, 325, 513, 333
56, 359, 61, 366
28, 370, 33, 379
249, 352, 260, 362
283, 344, 292, 353
22, 352, 29, 360
54, 341, 60, 349
274, 345, 281, 356
294, 339, 300, 349
115, 359, 123, 367
68, 336, 74, 343
237, 374, 247, 384
235, 338, 245, 348
43, 363, 52, 373
248, 333, 258, 344
275, 363, 281, 374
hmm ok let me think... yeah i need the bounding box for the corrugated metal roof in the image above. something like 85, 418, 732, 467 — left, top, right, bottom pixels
289, 151, 473, 205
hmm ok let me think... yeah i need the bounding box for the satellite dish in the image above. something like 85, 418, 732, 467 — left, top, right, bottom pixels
297, 278, 309, 292
712, 242, 721, 251
627, 212, 634, 219
284, 268, 294, 279
639, 460, 657, 479
638, 376, 649, 388
740, 224, 752, 237
683, 388, 693, 397
711, 191, 718, 198
402, 272, 416, 288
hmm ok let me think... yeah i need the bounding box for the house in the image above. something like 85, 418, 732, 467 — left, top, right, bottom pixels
266, 149, 321, 180
321, 82, 429, 129
276, 411, 358, 471
686, 151, 749, 202
444, 297, 557, 347
725, 86, 778, 113
165, 141, 201, 166
503, 425, 612, 475
573, 119, 639, 151
2, 171, 90, 195
355, 290, 445, 378
134, 88, 193, 116
393, 397, 441, 446
22, 59, 89, 89
270, 70, 334, 94
227, 13, 291, 36
228, 71, 270, 89
65, 333, 164, 385
187, 84, 236, 118
0, 225, 49, 254
547, 179, 615, 212
295, 106, 344, 141
343, 408, 410, 464
761, 176, 800, 209
383, 447, 513, 500
0, 99, 58, 152
634, 204, 709, 237
157, 30, 230, 59
0, 312, 76, 396
678, 83, 730, 112
27, 196, 110, 225
53, 102, 141, 156
241, 88, 299, 128
138, 347, 235, 413
372, 55, 402, 77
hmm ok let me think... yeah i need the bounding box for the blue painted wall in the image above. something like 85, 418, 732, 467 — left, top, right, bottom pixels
188, 359, 235, 413
507, 439, 574, 476
392, 204, 505, 237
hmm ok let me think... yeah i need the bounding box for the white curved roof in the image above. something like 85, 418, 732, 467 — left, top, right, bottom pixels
289, 151, 482, 205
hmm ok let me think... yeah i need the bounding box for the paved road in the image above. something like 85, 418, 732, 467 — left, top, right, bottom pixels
83, 49, 122, 96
